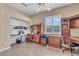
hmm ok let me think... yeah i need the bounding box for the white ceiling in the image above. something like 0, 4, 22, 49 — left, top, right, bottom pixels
7, 3, 72, 16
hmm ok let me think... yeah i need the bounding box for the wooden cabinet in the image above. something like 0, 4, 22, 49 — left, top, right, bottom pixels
48, 36, 62, 48
28, 34, 34, 42
34, 34, 40, 44
29, 23, 43, 44
70, 18, 79, 28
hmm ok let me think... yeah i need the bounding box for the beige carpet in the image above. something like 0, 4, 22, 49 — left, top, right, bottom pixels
0, 42, 77, 56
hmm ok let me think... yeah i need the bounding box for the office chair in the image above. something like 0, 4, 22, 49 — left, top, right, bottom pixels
62, 35, 78, 56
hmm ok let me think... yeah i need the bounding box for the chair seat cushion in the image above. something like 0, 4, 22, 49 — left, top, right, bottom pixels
62, 43, 79, 48
70, 43, 79, 47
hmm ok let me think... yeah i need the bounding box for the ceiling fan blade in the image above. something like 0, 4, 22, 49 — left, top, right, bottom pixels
36, 4, 44, 13
22, 3, 27, 7
36, 6, 41, 13
36, 3, 48, 13
36, 4, 45, 13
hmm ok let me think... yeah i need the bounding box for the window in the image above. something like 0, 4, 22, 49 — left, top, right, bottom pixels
45, 15, 61, 35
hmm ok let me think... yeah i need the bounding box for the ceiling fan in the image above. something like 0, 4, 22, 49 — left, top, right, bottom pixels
22, 3, 52, 13
36, 3, 45, 13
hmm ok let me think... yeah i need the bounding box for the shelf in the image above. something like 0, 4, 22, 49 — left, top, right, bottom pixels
62, 24, 68, 25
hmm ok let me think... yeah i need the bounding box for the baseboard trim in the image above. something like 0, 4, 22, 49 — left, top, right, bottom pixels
0, 47, 10, 52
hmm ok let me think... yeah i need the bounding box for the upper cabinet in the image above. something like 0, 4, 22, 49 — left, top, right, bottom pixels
62, 14, 79, 29
70, 18, 79, 28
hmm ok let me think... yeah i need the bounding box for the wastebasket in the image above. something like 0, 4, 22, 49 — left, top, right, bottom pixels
16, 38, 21, 44
41, 34, 48, 46
41, 38, 47, 46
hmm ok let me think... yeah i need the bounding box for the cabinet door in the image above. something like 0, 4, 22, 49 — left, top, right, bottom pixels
11, 36, 18, 44
34, 35, 40, 43
21, 35, 26, 42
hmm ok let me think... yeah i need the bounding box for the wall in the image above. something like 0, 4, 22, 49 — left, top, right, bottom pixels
0, 4, 32, 51
0, 4, 10, 51
32, 3, 79, 24
32, 3, 79, 33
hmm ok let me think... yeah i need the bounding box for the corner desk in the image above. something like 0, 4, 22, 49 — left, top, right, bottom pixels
71, 37, 79, 55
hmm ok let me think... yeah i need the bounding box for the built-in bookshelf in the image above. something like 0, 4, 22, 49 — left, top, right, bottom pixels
62, 18, 70, 36
62, 14, 79, 36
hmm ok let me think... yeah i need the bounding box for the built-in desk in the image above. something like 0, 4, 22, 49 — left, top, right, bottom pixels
10, 34, 26, 44
48, 35, 62, 48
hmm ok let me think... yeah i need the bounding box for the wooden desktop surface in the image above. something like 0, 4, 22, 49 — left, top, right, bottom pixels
71, 37, 79, 44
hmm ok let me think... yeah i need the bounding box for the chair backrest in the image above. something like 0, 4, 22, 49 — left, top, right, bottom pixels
63, 35, 71, 46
